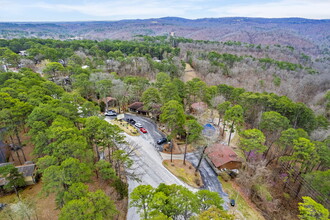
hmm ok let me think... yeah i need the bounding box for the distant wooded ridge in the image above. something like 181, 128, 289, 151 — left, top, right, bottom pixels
1, 17, 330, 55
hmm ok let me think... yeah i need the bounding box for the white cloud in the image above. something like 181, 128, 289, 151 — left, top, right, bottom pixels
210, 0, 330, 19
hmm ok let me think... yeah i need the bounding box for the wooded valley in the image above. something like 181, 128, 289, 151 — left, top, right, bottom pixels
0, 35, 329, 219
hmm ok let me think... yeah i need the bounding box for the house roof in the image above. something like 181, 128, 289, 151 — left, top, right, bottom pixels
206, 143, 241, 168
128, 102, 144, 110
191, 102, 207, 110
137, 106, 148, 113
105, 97, 117, 103
0, 162, 14, 167
0, 163, 36, 186
16, 164, 36, 177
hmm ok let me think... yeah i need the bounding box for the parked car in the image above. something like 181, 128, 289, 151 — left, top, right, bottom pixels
0, 203, 7, 210
135, 123, 143, 128
157, 137, 167, 145
105, 110, 117, 116
126, 118, 136, 124
230, 199, 235, 207
140, 128, 147, 133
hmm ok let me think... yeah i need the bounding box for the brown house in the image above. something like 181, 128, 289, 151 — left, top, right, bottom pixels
105, 97, 117, 108
206, 143, 242, 170
0, 162, 36, 186
128, 102, 147, 114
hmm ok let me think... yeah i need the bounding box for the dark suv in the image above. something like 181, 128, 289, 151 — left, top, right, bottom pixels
126, 118, 136, 125
157, 137, 167, 145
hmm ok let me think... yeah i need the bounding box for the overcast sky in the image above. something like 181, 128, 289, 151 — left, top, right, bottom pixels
0, 0, 329, 22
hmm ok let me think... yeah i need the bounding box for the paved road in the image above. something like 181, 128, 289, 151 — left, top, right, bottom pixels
186, 151, 229, 209
105, 114, 229, 218
105, 116, 195, 219
124, 114, 230, 209
124, 134, 197, 220
123, 113, 166, 150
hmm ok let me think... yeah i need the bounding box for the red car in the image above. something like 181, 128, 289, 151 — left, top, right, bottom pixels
140, 127, 147, 133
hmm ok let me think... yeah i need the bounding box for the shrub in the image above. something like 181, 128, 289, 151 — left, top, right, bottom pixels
219, 172, 231, 182
112, 179, 128, 200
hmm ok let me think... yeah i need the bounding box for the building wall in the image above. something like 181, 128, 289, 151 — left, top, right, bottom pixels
219, 161, 242, 170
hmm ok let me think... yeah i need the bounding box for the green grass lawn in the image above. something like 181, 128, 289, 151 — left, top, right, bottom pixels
219, 177, 265, 220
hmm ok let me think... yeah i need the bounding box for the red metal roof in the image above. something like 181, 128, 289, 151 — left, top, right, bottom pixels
206, 143, 240, 168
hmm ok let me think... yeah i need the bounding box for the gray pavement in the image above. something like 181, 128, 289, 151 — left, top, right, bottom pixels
124, 134, 197, 220
105, 113, 229, 219
186, 151, 229, 209
123, 113, 166, 150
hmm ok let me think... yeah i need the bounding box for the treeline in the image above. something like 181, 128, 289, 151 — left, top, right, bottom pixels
0, 38, 184, 80
0, 69, 132, 219
0, 38, 178, 62
179, 39, 330, 104
138, 74, 329, 217
130, 184, 233, 219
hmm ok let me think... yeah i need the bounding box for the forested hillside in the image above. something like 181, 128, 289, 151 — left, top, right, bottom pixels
1, 17, 330, 54
0, 36, 329, 219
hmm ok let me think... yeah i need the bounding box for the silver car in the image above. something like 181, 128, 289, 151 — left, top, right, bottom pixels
135, 123, 143, 128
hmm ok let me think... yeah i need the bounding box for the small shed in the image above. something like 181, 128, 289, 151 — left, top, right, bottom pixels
105, 97, 117, 108
206, 143, 242, 170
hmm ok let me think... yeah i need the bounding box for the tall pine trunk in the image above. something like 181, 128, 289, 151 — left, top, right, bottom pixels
195, 146, 207, 172
183, 135, 188, 165
227, 122, 234, 146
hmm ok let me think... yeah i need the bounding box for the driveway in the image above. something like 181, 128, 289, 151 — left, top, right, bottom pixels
186, 151, 229, 209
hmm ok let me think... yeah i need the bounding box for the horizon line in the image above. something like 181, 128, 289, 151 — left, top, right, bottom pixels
1, 16, 330, 23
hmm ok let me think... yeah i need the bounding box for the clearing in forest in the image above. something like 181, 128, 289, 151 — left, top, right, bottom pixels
183, 63, 198, 82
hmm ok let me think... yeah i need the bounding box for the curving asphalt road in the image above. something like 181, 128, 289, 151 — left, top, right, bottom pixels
123, 113, 167, 150
122, 114, 229, 207
105, 113, 229, 219
186, 151, 229, 209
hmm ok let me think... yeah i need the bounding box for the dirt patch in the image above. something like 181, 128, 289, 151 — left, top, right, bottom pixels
0, 182, 60, 220
0, 178, 128, 220
183, 63, 198, 83
162, 140, 196, 154
163, 159, 203, 188
4, 131, 36, 166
